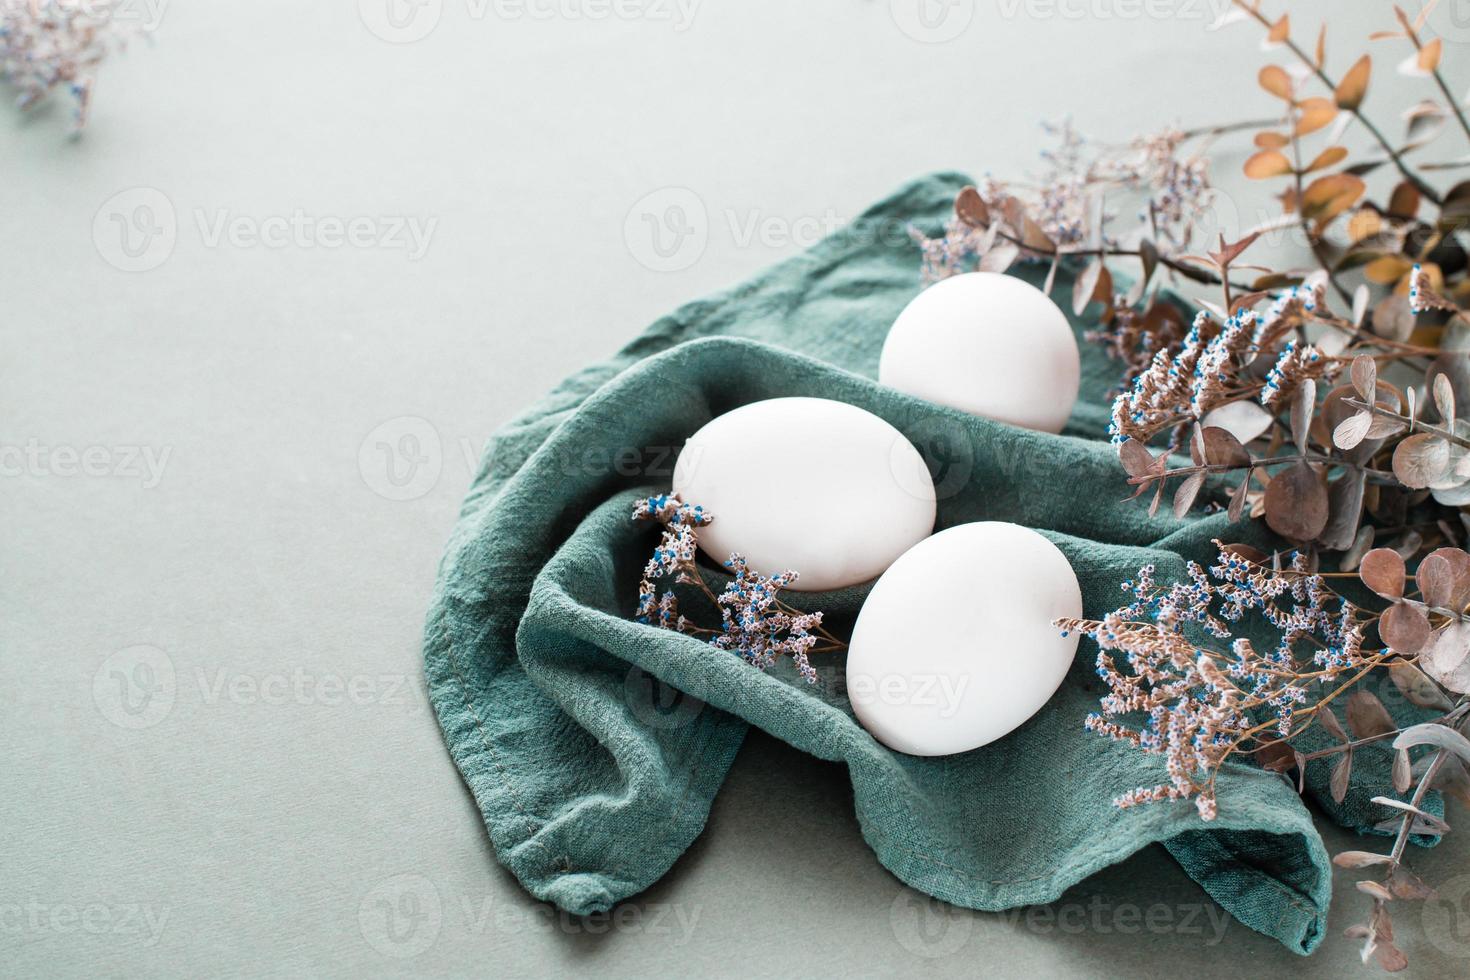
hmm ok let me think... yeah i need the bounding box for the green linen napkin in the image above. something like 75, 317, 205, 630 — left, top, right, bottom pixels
424, 172, 1424, 955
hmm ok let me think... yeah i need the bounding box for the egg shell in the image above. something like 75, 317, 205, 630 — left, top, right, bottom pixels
671, 397, 936, 592
879, 271, 1080, 433
845, 521, 1082, 756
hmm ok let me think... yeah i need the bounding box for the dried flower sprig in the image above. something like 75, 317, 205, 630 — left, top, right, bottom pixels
1, 1, 147, 133
631, 493, 844, 683
1058, 539, 1470, 971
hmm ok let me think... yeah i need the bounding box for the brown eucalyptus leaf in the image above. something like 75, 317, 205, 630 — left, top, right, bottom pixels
1351, 354, 1377, 400
978, 242, 1019, 274
1336, 54, 1372, 111
1173, 472, 1205, 518
1393, 747, 1412, 794
1375, 941, 1409, 973
1291, 378, 1316, 454
1118, 438, 1156, 479
1228, 476, 1250, 523
1425, 547, 1470, 609
1321, 470, 1366, 551
1333, 850, 1392, 869
1387, 867, 1434, 901
1420, 621, 1470, 694
1333, 411, 1373, 450
1189, 423, 1206, 466
1331, 750, 1353, 803
955, 186, 989, 227
1435, 372, 1457, 426
1372, 293, 1416, 343
1320, 706, 1348, 743
1417, 553, 1456, 610
1203, 400, 1273, 444
1346, 690, 1397, 739
1343, 525, 1376, 572
1392, 433, 1450, 489
1257, 739, 1297, 772
1072, 259, 1109, 317
1389, 659, 1456, 711
1360, 547, 1407, 598
1388, 181, 1421, 219
1428, 353, 1470, 425
1264, 462, 1329, 541
1379, 601, 1431, 654
1255, 130, 1289, 149
1202, 426, 1249, 467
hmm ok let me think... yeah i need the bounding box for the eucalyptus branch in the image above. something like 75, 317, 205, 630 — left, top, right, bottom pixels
1234, 0, 1442, 205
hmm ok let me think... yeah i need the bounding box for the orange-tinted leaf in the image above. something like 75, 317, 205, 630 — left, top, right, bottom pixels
1268, 13, 1290, 45
1420, 37, 1443, 73
1306, 146, 1349, 172
1336, 54, 1372, 111
1315, 23, 1326, 68
1255, 130, 1290, 149
1259, 64, 1293, 100
1365, 254, 1414, 284
1296, 97, 1338, 136
1300, 173, 1365, 223
1245, 150, 1294, 179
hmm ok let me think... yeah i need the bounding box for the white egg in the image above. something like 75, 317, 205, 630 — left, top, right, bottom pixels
845, 521, 1081, 756
879, 271, 1081, 434
672, 397, 935, 591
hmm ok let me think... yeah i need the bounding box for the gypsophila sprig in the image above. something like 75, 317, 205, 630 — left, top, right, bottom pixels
1, 1, 149, 133
631, 493, 843, 682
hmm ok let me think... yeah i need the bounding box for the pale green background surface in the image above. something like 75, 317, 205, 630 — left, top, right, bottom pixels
4, 1, 1470, 976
